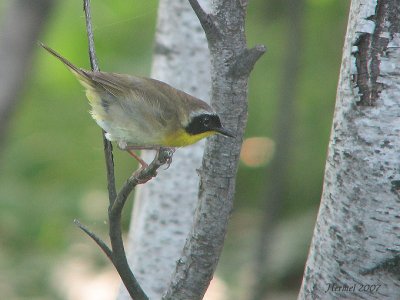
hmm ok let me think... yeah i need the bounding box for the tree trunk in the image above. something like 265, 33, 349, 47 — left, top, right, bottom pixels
163, 1, 265, 299
0, 0, 54, 147
299, 0, 400, 299
118, 0, 211, 299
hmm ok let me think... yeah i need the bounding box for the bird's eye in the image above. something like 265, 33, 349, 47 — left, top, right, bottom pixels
203, 116, 210, 127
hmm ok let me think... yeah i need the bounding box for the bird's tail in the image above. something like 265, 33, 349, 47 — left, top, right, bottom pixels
40, 42, 92, 85
40, 42, 109, 120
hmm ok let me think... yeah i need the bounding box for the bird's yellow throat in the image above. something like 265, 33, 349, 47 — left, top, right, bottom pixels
162, 129, 216, 147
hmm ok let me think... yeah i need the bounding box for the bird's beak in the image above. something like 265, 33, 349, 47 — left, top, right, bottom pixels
215, 127, 235, 138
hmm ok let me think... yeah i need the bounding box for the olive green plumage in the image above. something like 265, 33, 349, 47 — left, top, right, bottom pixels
40, 43, 233, 152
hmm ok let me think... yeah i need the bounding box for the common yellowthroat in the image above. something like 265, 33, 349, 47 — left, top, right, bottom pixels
41, 44, 234, 167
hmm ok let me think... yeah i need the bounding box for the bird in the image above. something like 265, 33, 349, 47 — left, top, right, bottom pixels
40, 43, 234, 170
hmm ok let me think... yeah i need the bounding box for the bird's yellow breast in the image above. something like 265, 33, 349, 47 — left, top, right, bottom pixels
162, 129, 216, 147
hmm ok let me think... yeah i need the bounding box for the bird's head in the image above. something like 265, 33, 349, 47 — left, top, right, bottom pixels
184, 111, 235, 138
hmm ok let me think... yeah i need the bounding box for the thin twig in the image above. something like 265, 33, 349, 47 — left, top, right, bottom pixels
105, 148, 173, 296
83, 0, 117, 204
103, 132, 117, 205
83, 0, 99, 72
80, 1, 175, 299
111, 148, 173, 215
82, 0, 149, 299
74, 219, 113, 260
105, 149, 172, 300
107, 210, 148, 300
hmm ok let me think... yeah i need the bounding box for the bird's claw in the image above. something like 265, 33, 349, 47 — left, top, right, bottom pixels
161, 147, 175, 170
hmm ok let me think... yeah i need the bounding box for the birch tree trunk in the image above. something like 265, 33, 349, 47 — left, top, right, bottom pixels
118, 0, 211, 299
299, 0, 400, 299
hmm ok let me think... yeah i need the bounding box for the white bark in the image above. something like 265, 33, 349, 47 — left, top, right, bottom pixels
118, 1, 211, 299
299, 0, 400, 299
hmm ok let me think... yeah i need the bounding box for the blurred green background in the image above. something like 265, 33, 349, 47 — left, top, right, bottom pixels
0, 0, 349, 299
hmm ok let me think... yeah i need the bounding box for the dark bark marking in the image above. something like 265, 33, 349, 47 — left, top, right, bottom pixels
353, 221, 365, 235
353, 1, 392, 106
391, 180, 400, 194
361, 254, 400, 280
153, 42, 175, 57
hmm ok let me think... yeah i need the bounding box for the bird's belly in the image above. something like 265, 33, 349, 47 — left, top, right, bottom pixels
95, 119, 162, 147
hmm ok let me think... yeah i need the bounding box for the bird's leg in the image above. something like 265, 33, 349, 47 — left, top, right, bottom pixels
127, 149, 148, 170
121, 143, 175, 184
126, 149, 153, 184
118, 141, 149, 170
124, 145, 160, 184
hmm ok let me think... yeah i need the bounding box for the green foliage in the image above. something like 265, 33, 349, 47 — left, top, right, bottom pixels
0, 0, 349, 298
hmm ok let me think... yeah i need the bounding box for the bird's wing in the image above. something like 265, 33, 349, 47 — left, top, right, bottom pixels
88, 72, 179, 132
88, 72, 128, 98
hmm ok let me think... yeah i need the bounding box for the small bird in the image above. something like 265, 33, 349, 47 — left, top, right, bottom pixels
40, 43, 234, 169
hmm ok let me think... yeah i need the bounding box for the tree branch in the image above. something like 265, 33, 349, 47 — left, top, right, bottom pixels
109, 147, 173, 299
118, 1, 213, 298
103, 133, 118, 205
229, 44, 266, 77
110, 148, 173, 215
74, 219, 113, 260
187, 0, 220, 41
79, 1, 177, 300
83, 0, 99, 72
163, 1, 265, 298
83, 0, 117, 205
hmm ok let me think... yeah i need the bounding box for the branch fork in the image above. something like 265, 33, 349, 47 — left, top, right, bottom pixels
73, 1, 173, 299
75, 145, 172, 300
188, 0, 265, 77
